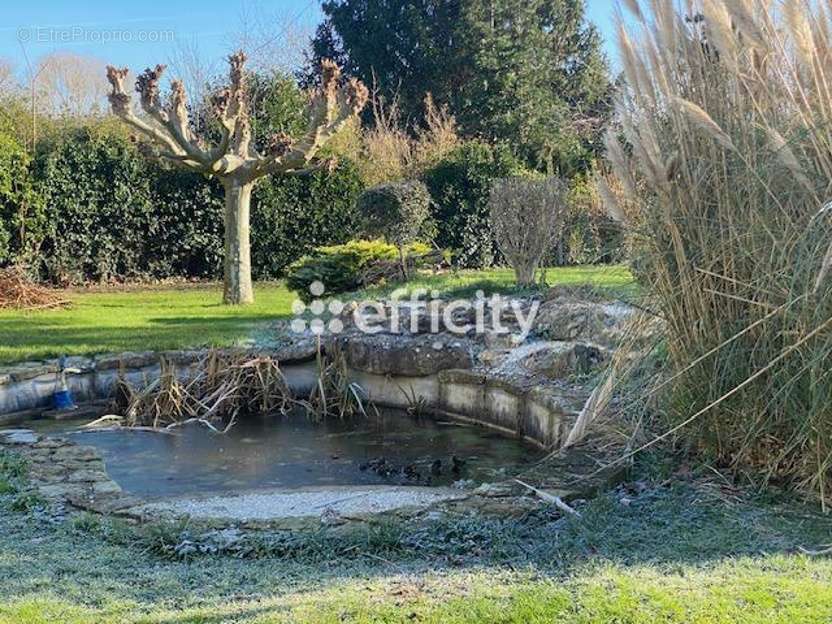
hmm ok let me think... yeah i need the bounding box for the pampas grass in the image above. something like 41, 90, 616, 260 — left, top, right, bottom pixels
607, 0, 832, 505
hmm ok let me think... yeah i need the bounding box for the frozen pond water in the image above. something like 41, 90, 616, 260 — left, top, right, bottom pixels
40, 409, 541, 500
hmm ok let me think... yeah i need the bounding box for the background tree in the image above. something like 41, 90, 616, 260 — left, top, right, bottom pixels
0, 59, 15, 96
488, 176, 566, 285
307, 0, 611, 172
105, 52, 368, 304
36, 53, 109, 118
423, 141, 523, 268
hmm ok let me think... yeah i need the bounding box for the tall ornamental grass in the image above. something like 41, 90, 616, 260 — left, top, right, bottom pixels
603, 0, 832, 504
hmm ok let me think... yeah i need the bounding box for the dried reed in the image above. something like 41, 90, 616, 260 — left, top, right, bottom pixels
606, 0, 832, 504
115, 351, 294, 429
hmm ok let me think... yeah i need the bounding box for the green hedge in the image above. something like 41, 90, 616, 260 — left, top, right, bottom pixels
251, 165, 364, 280
37, 129, 156, 282
30, 129, 364, 283
422, 142, 524, 268
5, 120, 613, 284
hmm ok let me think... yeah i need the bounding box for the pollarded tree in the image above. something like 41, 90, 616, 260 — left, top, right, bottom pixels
105, 52, 368, 304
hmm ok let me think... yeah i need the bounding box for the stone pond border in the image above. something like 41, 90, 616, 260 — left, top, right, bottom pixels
0, 340, 584, 449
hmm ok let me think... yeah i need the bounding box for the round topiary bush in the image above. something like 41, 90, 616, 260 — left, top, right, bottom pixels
357, 180, 432, 278
357, 180, 431, 248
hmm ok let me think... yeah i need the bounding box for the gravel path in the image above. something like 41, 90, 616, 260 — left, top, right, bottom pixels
137, 485, 467, 522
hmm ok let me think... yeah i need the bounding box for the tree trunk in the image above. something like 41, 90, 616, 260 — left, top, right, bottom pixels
515, 262, 536, 286
398, 245, 409, 280
222, 179, 255, 305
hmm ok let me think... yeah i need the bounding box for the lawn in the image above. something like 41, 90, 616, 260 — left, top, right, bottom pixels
0, 265, 634, 365
0, 475, 830, 623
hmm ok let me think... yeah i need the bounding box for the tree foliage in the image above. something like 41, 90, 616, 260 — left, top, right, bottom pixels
308, 0, 612, 171
422, 141, 524, 268
0, 132, 43, 266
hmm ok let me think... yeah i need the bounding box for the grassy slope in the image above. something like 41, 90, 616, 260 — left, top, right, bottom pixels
0, 266, 634, 364
0, 480, 830, 623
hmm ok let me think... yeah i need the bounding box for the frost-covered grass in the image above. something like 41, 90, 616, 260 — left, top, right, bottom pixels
0, 474, 830, 623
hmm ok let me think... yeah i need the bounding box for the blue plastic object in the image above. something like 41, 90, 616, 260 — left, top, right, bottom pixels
52, 388, 75, 410
52, 354, 75, 411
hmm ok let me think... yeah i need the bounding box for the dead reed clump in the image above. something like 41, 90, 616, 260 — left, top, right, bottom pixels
605, 0, 832, 505
0, 266, 69, 310
305, 343, 374, 421
115, 351, 294, 430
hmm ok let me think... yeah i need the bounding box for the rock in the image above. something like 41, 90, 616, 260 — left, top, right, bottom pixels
477, 349, 508, 367
271, 337, 320, 363
91, 480, 122, 495
483, 330, 517, 349
33, 438, 68, 449
39, 483, 86, 499
27, 464, 69, 481
451, 479, 475, 490
473, 482, 515, 498
95, 351, 158, 371
517, 342, 606, 378
8, 362, 58, 382
535, 301, 635, 348
68, 470, 110, 483
0, 430, 39, 444
337, 334, 473, 377
82, 494, 143, 514
53, 446, 100, 462
320, 507, 346, 526
61, 356, 96, 373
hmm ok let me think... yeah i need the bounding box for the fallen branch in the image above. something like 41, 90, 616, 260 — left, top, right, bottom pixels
166, 417, 236, 434
514, 478, 581, 518
0, 266, 70, 310
73, 426, 180, 436
81, 414, 124, 429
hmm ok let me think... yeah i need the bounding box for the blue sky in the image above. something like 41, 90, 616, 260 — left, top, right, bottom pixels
1, 0, 623, 76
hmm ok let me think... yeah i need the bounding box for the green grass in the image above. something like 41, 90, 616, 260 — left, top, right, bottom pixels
362, 264, 636, 300
0, 283, 296, 365
0, 266, 634, 364
0, 479, 830, 623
